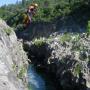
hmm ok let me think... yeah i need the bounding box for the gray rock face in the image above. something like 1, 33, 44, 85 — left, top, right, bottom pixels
48, 34, 90, 89
0, 19, 28, 90
27, 33, 90, 90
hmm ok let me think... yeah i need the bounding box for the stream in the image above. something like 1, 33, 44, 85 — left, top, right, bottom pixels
28, 64, 60, 90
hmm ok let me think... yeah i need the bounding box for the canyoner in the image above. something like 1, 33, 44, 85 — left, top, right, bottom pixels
23, 3, 38, 29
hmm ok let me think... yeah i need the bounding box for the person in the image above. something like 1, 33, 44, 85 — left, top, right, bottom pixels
23, 3, 38, 29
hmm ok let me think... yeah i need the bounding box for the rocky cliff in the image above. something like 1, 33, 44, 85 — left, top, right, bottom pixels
24, 32, 90, 90
0, 19, 28, 90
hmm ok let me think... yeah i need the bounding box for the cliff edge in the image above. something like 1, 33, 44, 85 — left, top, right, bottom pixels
0, 19, 28, 90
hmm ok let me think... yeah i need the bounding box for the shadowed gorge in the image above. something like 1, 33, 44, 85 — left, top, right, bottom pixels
23, 39, 88, 90
1, 0, 90, 90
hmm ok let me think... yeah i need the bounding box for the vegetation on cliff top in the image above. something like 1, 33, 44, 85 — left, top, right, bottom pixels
0, 0, 90, 28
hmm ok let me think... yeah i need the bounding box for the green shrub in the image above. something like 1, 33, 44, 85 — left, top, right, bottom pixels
42, 8, 51, 17
33, 38, 46, 47
87, 20, 90, 36
18, 67, 26, 79
16, 24, 24, 31
74, 64, 82, 76
60, 33, 71, 43
4, 28, 12, 35
73, 34, 80, 41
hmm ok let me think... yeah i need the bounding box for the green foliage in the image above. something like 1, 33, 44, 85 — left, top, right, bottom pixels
12, 64, 26, 81
33, 38, 46, 47
0, 0, 90, 27
18, 67, 26, 79
60, 33, 71, 43
72, 34, 80, 41
53, 1, 71, 17
4, 28, 12, 35
87, 20, 90, 35
43, 8, 50, 16
74, 64, 82, 76
72, 42, 87, 52
16, 24, 24, 31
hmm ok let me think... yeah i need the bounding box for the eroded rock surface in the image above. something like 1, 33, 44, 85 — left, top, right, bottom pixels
25, 33, 90, 90
0, 19, 28, 90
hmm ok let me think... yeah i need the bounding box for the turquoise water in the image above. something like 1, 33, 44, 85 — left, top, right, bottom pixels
28, 64, 46, 90
27, 64, 60, 90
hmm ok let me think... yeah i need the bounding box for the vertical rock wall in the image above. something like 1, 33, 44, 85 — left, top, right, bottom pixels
0, 19, 28, 90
